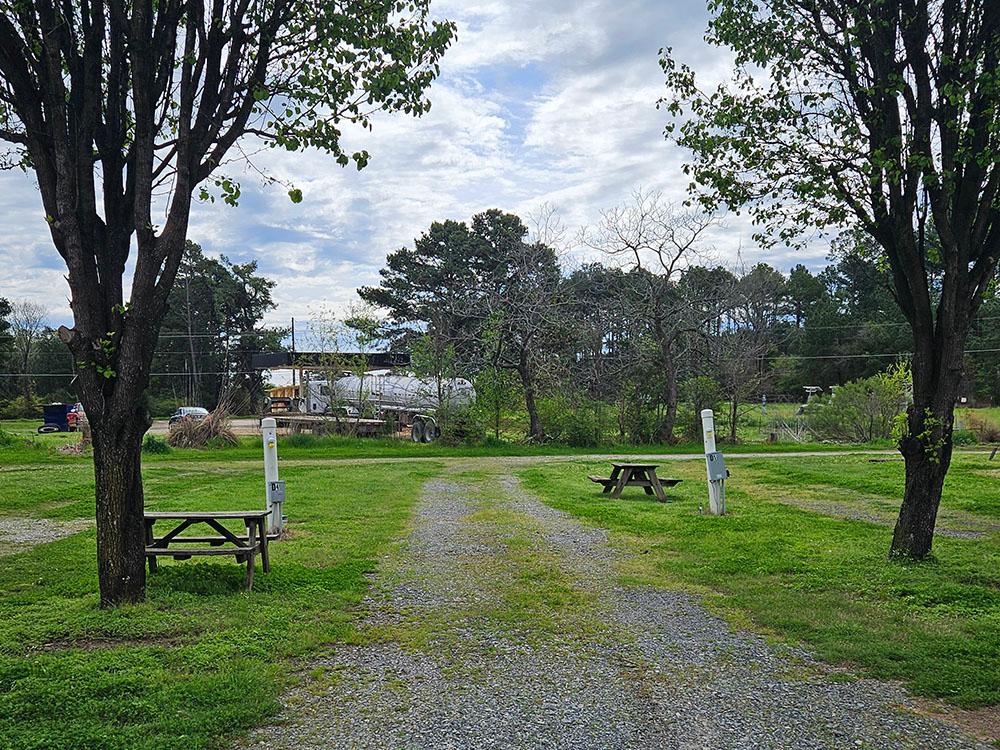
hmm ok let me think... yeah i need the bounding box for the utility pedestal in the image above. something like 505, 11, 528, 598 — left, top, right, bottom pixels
262, 417, 285, 534
701, 409, 727, 516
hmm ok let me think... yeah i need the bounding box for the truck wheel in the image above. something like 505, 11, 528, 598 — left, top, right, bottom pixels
411, 420, 425, 443
421, 421, 437, 443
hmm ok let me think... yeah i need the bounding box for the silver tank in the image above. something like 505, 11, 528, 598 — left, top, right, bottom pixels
309, 372, 475, 414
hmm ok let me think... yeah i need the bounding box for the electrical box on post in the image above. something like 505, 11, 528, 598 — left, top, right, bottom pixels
268, 480, 286, 503
706, 452, 727, 481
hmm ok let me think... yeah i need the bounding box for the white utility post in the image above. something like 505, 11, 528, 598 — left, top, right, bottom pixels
262, 417, 285, 534
700, 409, 727, 515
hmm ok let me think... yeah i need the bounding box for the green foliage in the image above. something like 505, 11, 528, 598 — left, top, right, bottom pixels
679, 376, 723, 439
0, 396, 41, 420
141, 434, 171, 455
537, 396, 605, 447
803, 364, 911, 443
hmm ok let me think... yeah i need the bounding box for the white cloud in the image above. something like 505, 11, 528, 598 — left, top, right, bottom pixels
0, 0, 828, 332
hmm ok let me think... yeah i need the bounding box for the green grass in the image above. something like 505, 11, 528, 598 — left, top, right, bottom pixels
0, 458, 441, 750
517, 453, 1000, 708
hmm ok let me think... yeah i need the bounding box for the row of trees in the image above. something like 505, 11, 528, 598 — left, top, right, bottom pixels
359, 197, 1000, 445
0, 241, 281, 417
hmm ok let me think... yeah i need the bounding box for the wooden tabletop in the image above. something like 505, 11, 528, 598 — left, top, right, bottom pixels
611, 462, 659, 469
145, 510, 271, 520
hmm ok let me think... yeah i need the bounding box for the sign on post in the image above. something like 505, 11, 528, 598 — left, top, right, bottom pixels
700, 409, 726, 515
262, 417, 284, 533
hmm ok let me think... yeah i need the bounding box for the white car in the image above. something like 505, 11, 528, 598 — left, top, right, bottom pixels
168, 406, 209, 425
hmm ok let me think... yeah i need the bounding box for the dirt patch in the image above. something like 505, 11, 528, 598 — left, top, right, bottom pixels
909, 699, 1000, 744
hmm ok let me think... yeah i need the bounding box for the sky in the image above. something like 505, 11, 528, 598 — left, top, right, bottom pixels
0, 0, 831, 331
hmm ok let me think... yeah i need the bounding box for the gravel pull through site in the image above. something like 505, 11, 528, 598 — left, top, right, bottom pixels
243, 466, 990, 750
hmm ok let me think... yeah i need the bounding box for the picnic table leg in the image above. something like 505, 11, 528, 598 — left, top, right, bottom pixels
649, 471, 668, 503
603, 465, 621, 494
611, 466, 630, 499
244, 522, 257, 590
144, 519, 158, 574
635, 467, 655, 496
258, 519, 270, 574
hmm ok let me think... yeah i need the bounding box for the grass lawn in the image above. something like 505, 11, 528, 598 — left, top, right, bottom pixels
518, 453, 1000, 709
0, 454, 441, 750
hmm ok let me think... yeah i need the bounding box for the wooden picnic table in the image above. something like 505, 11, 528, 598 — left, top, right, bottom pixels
144, 510, 271, 589
588, 462, 681, 503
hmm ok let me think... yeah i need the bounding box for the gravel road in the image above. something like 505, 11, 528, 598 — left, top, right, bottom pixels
0, 516, 90, 555
242, 464, 991, 750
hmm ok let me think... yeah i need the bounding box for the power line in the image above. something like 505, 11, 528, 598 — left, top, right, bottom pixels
4, 346, 1000, 378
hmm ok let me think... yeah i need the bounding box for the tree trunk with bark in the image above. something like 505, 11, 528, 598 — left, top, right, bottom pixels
518, 350, 544, 442
92, 416, 149, 605
656, 335, 679, 444
890, 318, 967, 559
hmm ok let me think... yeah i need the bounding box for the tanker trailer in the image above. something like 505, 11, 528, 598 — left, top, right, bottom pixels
309, 371, 475, 441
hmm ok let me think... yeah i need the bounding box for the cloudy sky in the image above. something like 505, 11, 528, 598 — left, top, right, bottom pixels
0, 0, 830, 330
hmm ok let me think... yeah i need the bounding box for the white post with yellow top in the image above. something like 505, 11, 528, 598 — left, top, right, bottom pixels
700, 409, 727, 516
262, 417, 284, 534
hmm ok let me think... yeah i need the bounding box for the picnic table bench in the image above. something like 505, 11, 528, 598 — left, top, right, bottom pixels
588, 462, 681, 503
144, 510, 271, 589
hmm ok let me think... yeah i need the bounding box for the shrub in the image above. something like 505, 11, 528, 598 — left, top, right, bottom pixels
167, 408, 238, 448
142, 434, 171, 454
964, 413, 1000, 443
0, 396, 41, 420
803, 363, 911, 443
437, 405, 484, 446
679, 376, 723, 440
537, 396, 604, 447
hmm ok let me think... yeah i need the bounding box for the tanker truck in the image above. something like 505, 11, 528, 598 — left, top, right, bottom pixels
267, 370, 475, 442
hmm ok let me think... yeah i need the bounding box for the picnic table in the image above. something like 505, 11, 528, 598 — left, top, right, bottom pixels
588, 462, 681, 503
144, 510, 271, 589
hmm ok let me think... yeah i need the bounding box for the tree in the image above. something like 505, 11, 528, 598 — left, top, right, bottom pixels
662, 1, 1000, 558
151, 241, 282, 413
583, 191, 724, 442
7, 300, 48, 404
0, 0, 454, 605
475, 210, 564, 441
361, 209, 565, 441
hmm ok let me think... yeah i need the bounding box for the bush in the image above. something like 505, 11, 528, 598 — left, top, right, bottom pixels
437, 406, 484, 446
679, 376, 723, 440
803, 363, 911, 443
0, 396, 41, 420
537, 396, 605, 447
167, 409, 238, 448
0, 429, 15, 447
142, 434, 171, 454
964, 412, 1000, 443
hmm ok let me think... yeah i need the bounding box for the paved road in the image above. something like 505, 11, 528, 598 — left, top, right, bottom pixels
242, 463, 990, 750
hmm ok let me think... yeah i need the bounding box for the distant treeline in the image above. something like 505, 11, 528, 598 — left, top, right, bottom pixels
355, 199, 999, 443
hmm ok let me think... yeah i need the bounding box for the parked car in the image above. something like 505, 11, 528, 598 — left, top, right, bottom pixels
168, 406, 210, 425
67, 402, 85, 431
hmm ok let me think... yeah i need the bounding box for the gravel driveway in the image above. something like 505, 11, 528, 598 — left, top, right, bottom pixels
242, 464, 991, 750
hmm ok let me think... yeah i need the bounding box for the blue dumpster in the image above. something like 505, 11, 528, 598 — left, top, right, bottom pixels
38, 403, 72, 433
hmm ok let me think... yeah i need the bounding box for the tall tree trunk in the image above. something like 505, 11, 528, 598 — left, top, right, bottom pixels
518, 353, 543, 441
658, 357, 678, 443
91, 414, 149, 606
890, 317, 966, 559
729, 396, 739, 443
